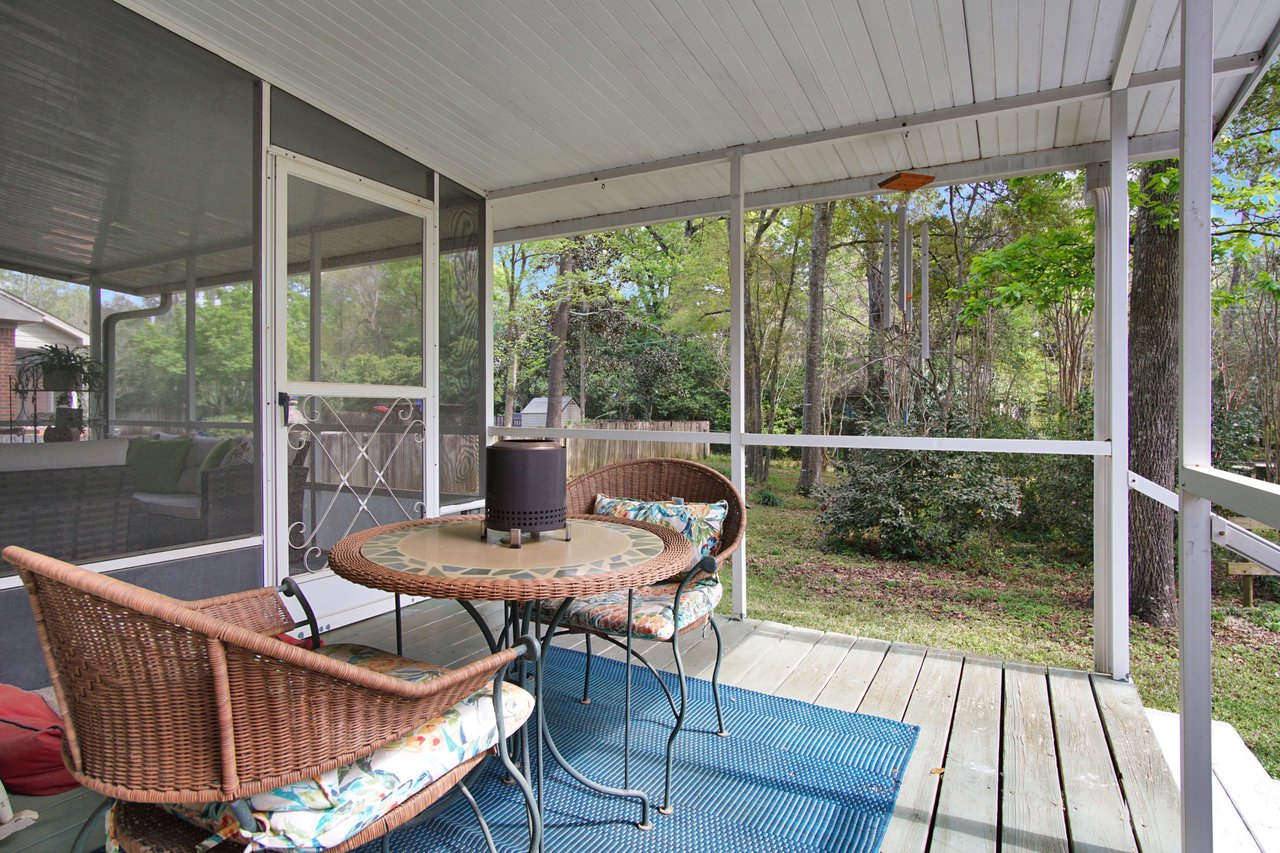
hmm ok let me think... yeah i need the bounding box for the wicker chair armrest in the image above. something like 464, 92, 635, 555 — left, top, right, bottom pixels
186, 587, 297, 636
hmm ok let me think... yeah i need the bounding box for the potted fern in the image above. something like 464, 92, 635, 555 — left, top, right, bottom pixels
17, 346, 104, 442
17, 345, 103, 393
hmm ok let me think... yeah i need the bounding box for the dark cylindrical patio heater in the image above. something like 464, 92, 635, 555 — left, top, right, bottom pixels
484, 439, 569, 548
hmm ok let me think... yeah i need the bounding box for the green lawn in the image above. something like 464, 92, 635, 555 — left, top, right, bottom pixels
706, 455, 1280, 777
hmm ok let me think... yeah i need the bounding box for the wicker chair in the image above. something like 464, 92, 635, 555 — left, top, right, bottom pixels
558, 457, 745, 815
3, 545, 541, 853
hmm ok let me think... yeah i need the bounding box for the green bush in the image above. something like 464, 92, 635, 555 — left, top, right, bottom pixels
818, 450, 1021, 559
754, 488, 784, 507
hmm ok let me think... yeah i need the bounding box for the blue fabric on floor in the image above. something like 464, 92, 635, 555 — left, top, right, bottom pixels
366, 644, 919, 853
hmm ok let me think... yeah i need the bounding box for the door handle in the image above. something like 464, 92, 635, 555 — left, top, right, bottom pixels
278, 391, 291, 427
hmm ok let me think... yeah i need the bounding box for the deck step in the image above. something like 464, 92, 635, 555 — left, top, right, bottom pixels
1145, 708, 1279, 853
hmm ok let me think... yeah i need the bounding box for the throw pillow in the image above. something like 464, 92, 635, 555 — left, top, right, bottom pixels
221, 435, 255, 467
594, 494, 729, 558
126, 437, 193, 493
200, 437, 236, 472
0, 684, 78, 795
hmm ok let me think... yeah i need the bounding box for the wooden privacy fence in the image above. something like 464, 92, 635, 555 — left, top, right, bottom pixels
563, 420, 710, 476
309, 418, 710, 492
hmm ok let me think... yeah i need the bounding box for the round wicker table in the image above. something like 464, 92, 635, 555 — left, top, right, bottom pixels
328, 513, 696, 831
329, 513, 695, 602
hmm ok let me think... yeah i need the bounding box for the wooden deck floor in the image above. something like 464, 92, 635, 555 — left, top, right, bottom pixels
7, 596, 1271, 852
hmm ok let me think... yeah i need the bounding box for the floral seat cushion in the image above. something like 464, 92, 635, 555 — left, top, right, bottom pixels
594, 494, 728, 559
547, 576, 724, 641
110, 643, 534, 852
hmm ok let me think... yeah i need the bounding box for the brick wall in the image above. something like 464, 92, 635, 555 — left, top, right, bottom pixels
0, 326, 14, 424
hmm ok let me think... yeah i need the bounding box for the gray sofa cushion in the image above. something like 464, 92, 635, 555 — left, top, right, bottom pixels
174, 436, 230, 494
132, 491, 202, 520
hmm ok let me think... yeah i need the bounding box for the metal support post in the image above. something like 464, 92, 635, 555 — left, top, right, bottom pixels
1178, 0, 1215, 848
728, 151, 748, 618
1089, 88, 1131, 680
185, 258, 198, 426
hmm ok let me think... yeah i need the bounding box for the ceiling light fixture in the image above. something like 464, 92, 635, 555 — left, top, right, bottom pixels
878, 171, 935, 192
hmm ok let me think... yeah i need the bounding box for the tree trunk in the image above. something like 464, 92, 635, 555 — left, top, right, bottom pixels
504, 352, 518, 427
743, 211, 778, 484
1129, 160, 1179, 627
864, 241, 886, 403
799, 201, 832, 494
546, 254, 574, 429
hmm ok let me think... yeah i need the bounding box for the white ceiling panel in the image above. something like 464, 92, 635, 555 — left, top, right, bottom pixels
93, 0, 1280, 241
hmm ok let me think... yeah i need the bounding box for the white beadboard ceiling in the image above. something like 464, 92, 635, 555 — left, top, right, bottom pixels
111, 0, 1280, 239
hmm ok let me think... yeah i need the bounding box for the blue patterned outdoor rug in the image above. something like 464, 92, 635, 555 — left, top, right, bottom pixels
371, 644, 919, 853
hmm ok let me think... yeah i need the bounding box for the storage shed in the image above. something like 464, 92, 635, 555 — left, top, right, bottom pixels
519, 397, 582, 428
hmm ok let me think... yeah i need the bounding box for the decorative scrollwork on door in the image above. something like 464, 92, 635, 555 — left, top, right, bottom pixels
287, 396, 424, 573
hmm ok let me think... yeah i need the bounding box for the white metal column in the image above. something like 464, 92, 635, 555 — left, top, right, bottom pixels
256, 81, 279, 587
483, 199, 496, 449
423, 172, 441, 518
1179, 0, 1215, 847
729, 151, 748, 618
1091, 89, 1131, 680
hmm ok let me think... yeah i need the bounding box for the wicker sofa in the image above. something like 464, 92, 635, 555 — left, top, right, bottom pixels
0, 437, 306, 561
0, 440, 135, 564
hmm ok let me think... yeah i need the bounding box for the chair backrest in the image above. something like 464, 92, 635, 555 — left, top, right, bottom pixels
566, 458, 745, 563
4, 546, 518, 804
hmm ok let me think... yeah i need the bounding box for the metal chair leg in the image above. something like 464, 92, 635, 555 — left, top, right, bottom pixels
658, 628, 689, 815
70, 797, 112, 853
580, 633, 593, 704
710, 614, 728, 736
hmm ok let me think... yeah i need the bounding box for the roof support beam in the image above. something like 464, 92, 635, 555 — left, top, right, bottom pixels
1112, 0, 1157, 90
495, 132, 1180, 245
490, 54, 1259, 201
1178, 0, 1215, 847
1216, 18, 1280, 137
727, 151, 747, 620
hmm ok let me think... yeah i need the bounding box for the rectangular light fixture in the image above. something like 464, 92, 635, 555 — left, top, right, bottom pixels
878, 171, 935, 191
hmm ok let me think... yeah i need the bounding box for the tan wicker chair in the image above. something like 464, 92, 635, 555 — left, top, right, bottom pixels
557, 457, 745, 815
3, 545, 541, 853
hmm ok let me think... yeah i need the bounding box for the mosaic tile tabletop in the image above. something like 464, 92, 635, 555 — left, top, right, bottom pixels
357, 518, 668, 581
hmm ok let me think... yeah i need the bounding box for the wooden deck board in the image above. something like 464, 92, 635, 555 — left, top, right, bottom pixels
712, 619, 794, 685
857, 643, 926, 720
5, 786, 104, 853
1048, 668, 1138, 853
681, 616, 757, 679
813, 636, 890, 710
931, 655, 1003, 852
877, 648, 963, 853
14, 598, 1208, 852
724, 623, 823, 692
1002, 661, 1069, 853
773, 631, 857, 703
1091, 675, 1182, 853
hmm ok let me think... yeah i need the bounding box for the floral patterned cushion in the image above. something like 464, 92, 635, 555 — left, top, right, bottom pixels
108, 644, 534, 853
548, 576, 723, 641
594, 494, 728, 559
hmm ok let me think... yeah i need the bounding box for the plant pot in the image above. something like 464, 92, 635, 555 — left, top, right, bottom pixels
43, 424, 78, 442
41, 367, 77, 392
54, 407, 84, 431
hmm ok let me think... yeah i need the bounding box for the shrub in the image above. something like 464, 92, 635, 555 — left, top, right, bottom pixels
754, 488, 784, 507
818, 450, 1021, 559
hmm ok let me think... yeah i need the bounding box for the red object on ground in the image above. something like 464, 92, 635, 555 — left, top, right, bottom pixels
0, 684, 78, 795
275, 632, 323, 649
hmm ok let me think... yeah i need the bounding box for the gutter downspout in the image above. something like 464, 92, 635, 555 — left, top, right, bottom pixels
103, 293, 174, 434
